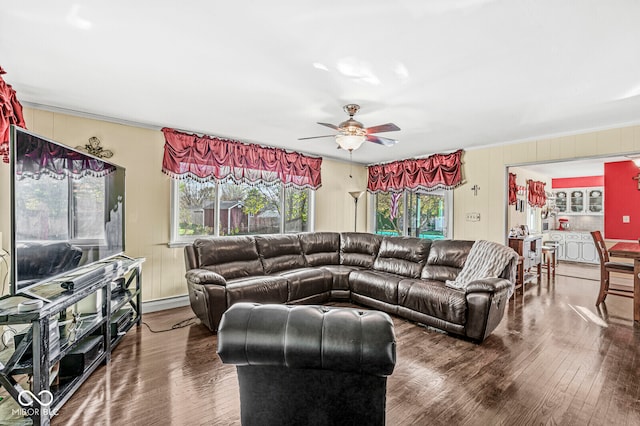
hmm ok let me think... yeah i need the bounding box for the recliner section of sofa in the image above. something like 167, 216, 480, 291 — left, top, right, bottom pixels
184, 232, 516, 342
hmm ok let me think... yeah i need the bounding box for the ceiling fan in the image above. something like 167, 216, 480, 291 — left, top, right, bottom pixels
299, 104, 400, 151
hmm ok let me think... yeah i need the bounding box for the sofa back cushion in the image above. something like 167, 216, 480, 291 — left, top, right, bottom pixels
340, 232, 382, 268
299, 232, 340, 266
372, 236, 431, 278
194, 236, 264, 280
421, 240, 474, 281
255, 234, 307, 274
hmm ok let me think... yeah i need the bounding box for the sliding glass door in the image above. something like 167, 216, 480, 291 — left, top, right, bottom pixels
406, 191, 447, 239
374, 190, 452, 240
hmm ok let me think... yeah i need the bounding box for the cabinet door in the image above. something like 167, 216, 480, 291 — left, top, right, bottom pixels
548, 232, 564, 260
587, 188, 603, 214
565, 240, 581, 261
581, 242, 598, 263
555, 191, 567, 213
570, 190, 585, 213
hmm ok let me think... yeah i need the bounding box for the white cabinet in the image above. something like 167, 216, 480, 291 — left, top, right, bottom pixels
569, 190, 585, 213
586, 188, 603, 214
547, 231, 599, 264
581, 235, 598, 262
548, 231, 565, 258
565, 236, 581, 261
553, 187, 603, 216
554, 191, 568, 213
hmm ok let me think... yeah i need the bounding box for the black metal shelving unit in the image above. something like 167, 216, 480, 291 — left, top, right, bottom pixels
0, 255, 144, 425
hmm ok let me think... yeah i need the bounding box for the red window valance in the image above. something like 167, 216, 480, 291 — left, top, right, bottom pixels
0, 67, 27, 163
508, 173, 518, 205
161, 128, 323, 190
367, 149, 464, 193
527, 180, 546, 207
16, 132, 115, 179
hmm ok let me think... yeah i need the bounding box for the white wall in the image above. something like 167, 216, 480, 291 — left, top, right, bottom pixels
507, 166, 552, 232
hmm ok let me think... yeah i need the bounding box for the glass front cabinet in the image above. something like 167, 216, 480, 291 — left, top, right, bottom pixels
569, 190, 585, 213
587, 189, 603, 213
553, 187, 603, 215
554, 191, 567, 213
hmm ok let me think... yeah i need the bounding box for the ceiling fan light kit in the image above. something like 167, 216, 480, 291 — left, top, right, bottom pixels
299, 103, 400, 152
336, 134, 366, 151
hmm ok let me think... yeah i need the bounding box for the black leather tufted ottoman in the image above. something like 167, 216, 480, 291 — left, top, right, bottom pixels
217, 303, 396, 426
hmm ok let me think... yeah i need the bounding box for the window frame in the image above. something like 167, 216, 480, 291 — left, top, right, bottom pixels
169, 180, 315, 246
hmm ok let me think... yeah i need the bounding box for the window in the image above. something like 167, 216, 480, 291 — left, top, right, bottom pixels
175, 180, 217, 239
375, 192, 404, 237
172, 180, 313, 242
373, 190, 452, 240
15, 174, 106, 241
72, 176, 106, 240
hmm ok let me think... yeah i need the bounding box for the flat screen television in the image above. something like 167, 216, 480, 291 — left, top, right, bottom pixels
9, 126, 126, 294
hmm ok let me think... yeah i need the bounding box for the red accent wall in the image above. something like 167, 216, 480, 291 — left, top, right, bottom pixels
604, 161, 640, 239
552, 176, 604, 188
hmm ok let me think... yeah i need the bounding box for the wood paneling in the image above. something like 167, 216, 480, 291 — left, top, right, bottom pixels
52, 271, 640, 425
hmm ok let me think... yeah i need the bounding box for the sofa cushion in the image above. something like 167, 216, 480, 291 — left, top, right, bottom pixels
277, 268, 333, 301
195, 236, 264, 280
373, 236, 431, 278
398, 279, 467, 325
225, 276, 289, 305
349, 270, 404, 305
320, 265, 363, 290
299, 232, 340, 266
255, 234, 307, 274
422, 240, 474, 281
420, 265, 461, 282
340, 232, 382, 268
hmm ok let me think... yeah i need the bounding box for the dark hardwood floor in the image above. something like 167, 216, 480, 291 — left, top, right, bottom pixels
52, 266, 640, 425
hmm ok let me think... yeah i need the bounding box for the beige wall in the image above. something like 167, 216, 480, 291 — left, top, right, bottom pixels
4, 108, 640, 300
0, 107, 369, 300
315, 159, 369, 232
453, 126, 640, 243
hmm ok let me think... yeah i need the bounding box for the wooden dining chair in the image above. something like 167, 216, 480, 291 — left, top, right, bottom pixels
590, 231, 635, 305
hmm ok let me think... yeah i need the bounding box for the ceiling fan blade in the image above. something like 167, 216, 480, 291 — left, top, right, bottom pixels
366, 135, 398, 146
317, 122, 340, 130
298, 135, 335, 140
365, 123, 401, 134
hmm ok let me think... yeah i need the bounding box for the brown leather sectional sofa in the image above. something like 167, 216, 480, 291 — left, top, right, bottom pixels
184, 232, 517, 342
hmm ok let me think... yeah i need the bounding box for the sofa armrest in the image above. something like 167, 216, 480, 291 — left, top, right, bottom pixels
464, 277, 513, 294
185, 269, 227, 286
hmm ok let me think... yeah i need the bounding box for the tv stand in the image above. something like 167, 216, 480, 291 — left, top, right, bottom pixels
0, 255, 144, 425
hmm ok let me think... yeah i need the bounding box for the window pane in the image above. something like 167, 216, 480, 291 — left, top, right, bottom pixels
72, 176, 106, 240
15, 176, 69, 240
177, 180, 216, 238
219, 181, 281, 236
284, 187, 309, 233
375, 192, 404, 236
408, 192, 446, 240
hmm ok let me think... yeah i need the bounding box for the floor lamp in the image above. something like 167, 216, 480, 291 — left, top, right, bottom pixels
349, 191, 365, 232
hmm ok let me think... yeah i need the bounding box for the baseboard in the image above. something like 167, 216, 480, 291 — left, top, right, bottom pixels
142, 295, 190, 314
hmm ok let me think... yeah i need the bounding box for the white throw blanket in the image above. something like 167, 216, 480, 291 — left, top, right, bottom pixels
445, 240, 519, 297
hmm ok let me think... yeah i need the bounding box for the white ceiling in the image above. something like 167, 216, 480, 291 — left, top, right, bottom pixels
2, 1, 640, 165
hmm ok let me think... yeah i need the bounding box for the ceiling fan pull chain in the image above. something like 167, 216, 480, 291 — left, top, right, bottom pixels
349, 150, 353, 178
